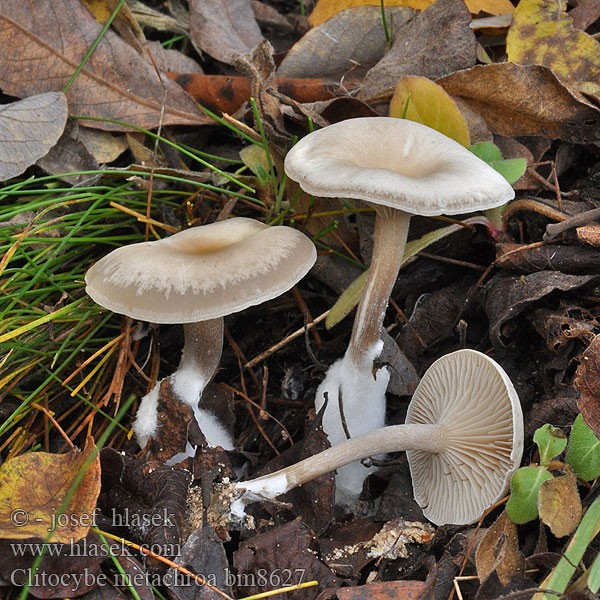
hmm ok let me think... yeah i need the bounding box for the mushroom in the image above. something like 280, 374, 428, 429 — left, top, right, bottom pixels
85, 217, 316, 452
231, 349, 524, 526
283, 117, 515, 503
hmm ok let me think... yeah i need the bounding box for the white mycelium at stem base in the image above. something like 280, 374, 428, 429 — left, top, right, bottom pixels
233, 349, 524, 526
85, 218, 316, 453
284, 118, 515, 504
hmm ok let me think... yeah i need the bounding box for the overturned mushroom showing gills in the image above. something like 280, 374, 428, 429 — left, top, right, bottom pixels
232, 349, 524, 526
284, 117, 515, 504
85, 217, 316, 452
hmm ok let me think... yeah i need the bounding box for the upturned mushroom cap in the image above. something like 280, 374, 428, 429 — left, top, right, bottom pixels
284, 117, 514, 216
405, 349, 524, 525
85, 217, 317, 324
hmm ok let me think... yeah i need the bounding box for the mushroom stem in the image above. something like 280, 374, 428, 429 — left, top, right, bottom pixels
347, 209, 411, 367
237, 422, 447, 498
171, 317, 224, 406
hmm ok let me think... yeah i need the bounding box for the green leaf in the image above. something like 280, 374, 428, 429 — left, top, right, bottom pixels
534, 423, 567, 466
326, 269, 368, 329
506, 466, 553, 524
566, 413, 600, 481
489, 158, 527, 185
469, 141, 502, 163
588, 551, 600, 594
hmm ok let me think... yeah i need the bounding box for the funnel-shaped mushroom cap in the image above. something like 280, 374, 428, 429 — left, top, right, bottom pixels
85, 218, 316, 324
406, 349, 524, 525
284, 118, 514, 216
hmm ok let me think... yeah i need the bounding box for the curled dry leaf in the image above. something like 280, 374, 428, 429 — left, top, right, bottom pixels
0, 91, 67, 181
437, 63, 600, 143
506, 0, 600, 97
189, 0, 264, 65
277, 6, 415, 80
359, 0, 477, 99
573, 334, 600, 437
0, 0, 209, 131
0, 436, 100, 544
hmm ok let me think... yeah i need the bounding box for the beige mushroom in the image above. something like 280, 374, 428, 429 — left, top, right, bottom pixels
232, 349, 524, 526
284, 118, 515, 503
85, 217, 316, 451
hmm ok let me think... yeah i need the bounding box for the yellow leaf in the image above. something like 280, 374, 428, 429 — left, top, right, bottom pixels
309, 0, 513, 27
506, 0, 600, 87
0, 437, 101, 543
389, 76, 471, 146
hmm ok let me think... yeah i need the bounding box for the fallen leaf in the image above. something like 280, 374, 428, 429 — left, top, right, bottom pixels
496, 243, 600, 274
476, 511, 525, 585
573, 335, 600, 437
0, 0, 209, 131
233, 518, 339, 600
389, 76, 470, 146
437, 63, 600, 143
189, 0, 264, 65
144, 40, 204, 74
0, 91, 67, 181
569, 0, 600, 31
277, 6, 415, 80
506, 0, 600, 94
77, 127, 129, 164
538, 468, 582, 538
337, 580, 427, 600
565, 413, 600, 481
309, 0, 514, 26
0, 437, 100, 543
483, 271, 597, 349
359, 0, 477, 99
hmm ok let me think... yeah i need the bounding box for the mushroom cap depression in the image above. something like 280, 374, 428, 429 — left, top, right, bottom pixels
406, 349, 524, 526
85, 218, 317, 323
284, 117, 514, 216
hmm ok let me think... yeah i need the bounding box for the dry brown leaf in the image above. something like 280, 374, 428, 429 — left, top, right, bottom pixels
338, 580, 427, 600
277, 6, 415, 80
309, 0, 514, 26
189, 0, 264, 65
538, 468, 582, 538
0, 0, 209, 131
359, 0, 476, 99
144, 40, 204, 74
0, 92, 67, 181
574, 334, 600, 437
475, 511, 525, 585
0, 437, 100, 544
77, 127, 129, 164
437, 63, 600, 143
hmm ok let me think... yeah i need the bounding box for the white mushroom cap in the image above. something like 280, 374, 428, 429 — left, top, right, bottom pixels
85, 217, 317, 324
406, 349, 524, 526
284, 117, 514, 216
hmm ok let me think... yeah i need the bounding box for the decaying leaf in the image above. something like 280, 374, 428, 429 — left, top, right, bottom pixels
483, 271, 597, 349
189, 0, 264, 65
389, 76, 470, 146
309, 0, 514, 27
0, 91, 67, 181
360, 0, 477, 99
277, 6, 415, 80
573, 335, 600, 437
337, 580, 427, 600
0, 0, 209, 131
538, 468, 582, 538
506, 0, 600, 95
438, 63, 600, 143
476, 511, 525, 585
77, 127, 129, 164
0, 437, 100, 543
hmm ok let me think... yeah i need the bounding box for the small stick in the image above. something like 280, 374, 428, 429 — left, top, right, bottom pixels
544, 206, 600, 240
244, 310, 329, 369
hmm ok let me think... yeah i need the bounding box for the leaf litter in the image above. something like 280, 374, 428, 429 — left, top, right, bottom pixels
2, 0, 600, 599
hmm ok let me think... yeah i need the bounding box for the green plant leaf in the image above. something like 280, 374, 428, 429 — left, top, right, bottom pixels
326, 269, 369, 329
469, 141, 502, 162
506, 466, 553, 524
589, 551, 600, 594
566, 413, 600, 481
489, 158, 527, 185
534, 423, 567, 466
534, 496, 600, 600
